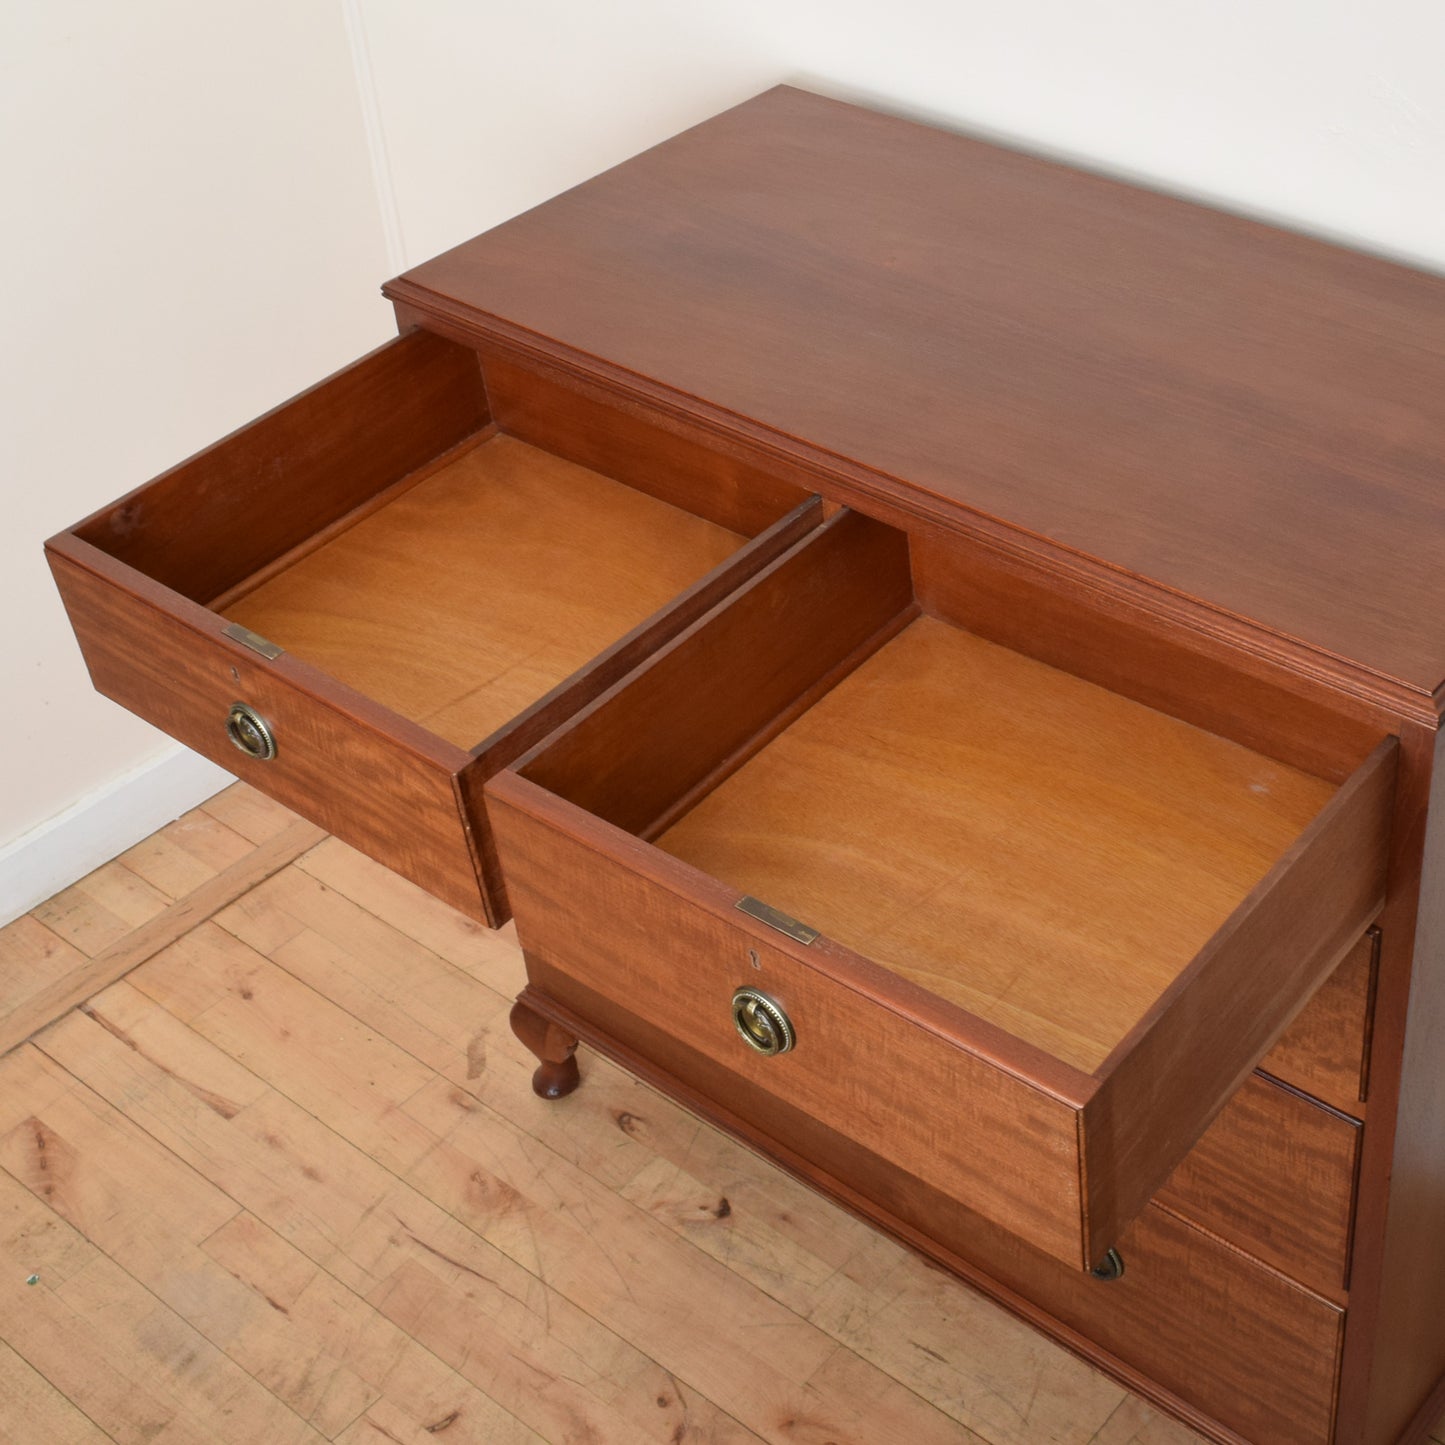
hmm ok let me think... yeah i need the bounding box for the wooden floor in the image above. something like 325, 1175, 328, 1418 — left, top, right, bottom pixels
0, 783, 1436, 1445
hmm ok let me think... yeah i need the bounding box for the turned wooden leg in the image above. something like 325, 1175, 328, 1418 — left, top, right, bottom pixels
509, 998, 581, 1099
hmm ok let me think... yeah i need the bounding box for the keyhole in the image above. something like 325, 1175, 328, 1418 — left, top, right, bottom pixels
748, 949, 761, 970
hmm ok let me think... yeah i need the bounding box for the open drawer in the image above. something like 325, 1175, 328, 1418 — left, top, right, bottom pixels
45, 329, 819, 923
486, 508, 1396, 1270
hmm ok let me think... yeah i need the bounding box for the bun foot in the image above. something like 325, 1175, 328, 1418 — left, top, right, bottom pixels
510, 998, 581, 1100
532, 1054, 581, 1099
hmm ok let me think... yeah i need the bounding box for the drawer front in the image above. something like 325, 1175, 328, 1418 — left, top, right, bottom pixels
527, 968, 1345, 1445
1156, 1072, 1360, 1298
1260, 928, 1377, 1115
490, 716, 1393, 1272
491, 790, 1092, 1265
974, 1201, 1344, 1445
50, 507, 825, 928
47, 548, 486, 916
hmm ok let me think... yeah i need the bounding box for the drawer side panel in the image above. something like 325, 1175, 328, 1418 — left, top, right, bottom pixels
519, 507, 915, 839
73, 329, 489, 603
457, 495, 826, 918
1083, 736, 1395, 1263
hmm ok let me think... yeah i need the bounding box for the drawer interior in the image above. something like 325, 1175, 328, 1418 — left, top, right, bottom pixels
71, 330, 813, 756
657, 614, 1334, 1070
53, 327, 819, 923
493, 505, 1393, 1264
220, 433, 746, 750
513, 507, 1373, 1073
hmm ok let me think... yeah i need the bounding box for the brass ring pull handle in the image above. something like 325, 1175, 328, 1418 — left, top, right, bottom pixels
1090, 1249, 1125, 1282
225, 702, 277, 762
731, 987, 795, 1056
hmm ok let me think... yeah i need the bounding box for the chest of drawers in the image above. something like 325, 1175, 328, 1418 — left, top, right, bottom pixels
46, 86, 1445, 1444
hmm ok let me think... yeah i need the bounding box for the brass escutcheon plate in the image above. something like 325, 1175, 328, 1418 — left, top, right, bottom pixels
735, 896, 818, 945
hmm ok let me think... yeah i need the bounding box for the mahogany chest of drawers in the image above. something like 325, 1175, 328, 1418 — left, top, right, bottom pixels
47, 86, 1445, 1444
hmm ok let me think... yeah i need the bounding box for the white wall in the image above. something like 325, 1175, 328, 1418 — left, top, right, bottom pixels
358, 0, 1445, 274
1, 2, 396, 920
5, 0, 1442, 920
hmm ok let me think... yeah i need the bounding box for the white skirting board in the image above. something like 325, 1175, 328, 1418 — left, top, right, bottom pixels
0, 747, 236, 928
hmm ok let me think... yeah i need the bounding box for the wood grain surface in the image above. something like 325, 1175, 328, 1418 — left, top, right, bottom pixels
520, 508, 915, 838
39, 77, 1445, 1443
484, 352, 812, 537
656, 614, 1337, 1072
913, 527, 1391, 783
1262, 928, 1378, 1115
957, 1197, 1346, 1445
0, 815, 324, 1058
521, 981, 1345, 1445
12, 795, 1445, 1444
488, 774, 1091, 1266
489, 737, 1387, 1281
387, 86, 1445, 701
1082, 738, 1394, 1266
48, 341, 820, 925
72, 329, 489, 604
1155, 1072, 1361, 1299
47, 541, 488, 917
493, 518, 1395, 1270
228, 433, 748, 749
3, 802, 1178, 1445
455, 494, 823, 921
1340, 722, 1445, 1445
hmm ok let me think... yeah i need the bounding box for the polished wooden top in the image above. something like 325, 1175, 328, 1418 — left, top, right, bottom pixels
390, 86, 1445, 702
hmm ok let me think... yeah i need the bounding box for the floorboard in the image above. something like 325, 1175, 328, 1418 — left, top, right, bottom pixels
0, 781, 1423, 1445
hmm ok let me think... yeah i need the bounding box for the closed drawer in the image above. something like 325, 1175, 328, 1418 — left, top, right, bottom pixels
526, 975, 1344, 1445
1261, 927, 1378, 1115
1156, 1072, 1360, 1299
488, 507, 1395, 1270
46, 330, 818, 923
957, 1198, 1344, 1445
